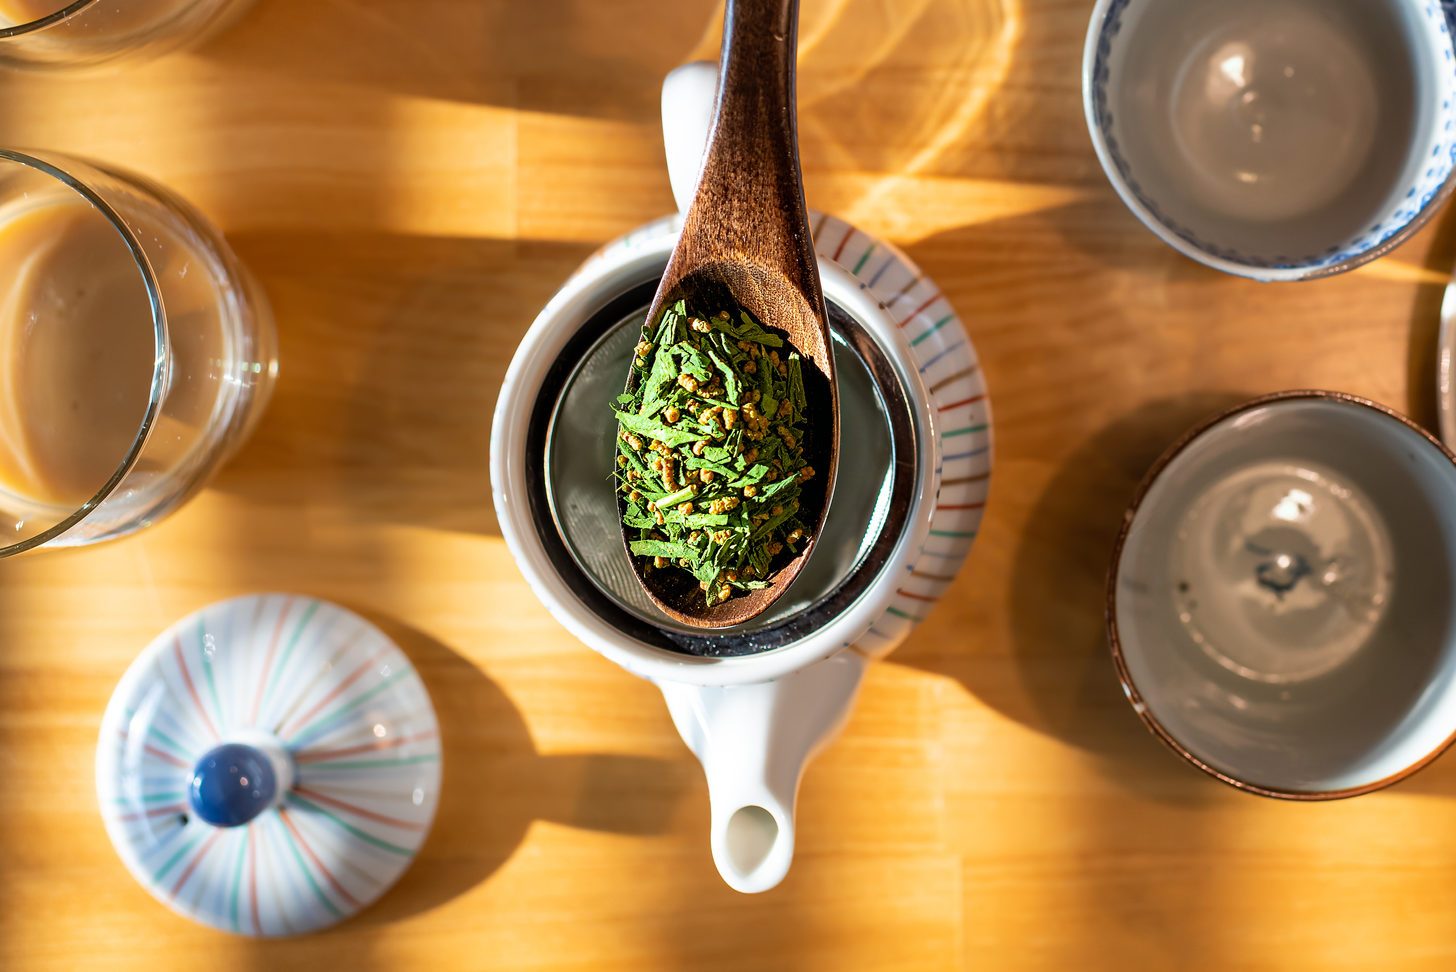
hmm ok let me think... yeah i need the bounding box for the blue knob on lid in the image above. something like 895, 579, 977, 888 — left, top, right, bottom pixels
188, 742, 279, 827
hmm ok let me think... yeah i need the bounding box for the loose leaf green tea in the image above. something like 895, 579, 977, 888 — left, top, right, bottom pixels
614, 300, 815, 607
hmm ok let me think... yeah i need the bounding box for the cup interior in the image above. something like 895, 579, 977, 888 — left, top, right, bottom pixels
1089, 0, 1456, 274
1113, 396, 1456, 795
0, 153, 163, 554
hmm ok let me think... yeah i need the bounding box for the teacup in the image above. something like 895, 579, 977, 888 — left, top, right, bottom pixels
1083, 0, 1456, 280
1109, 392, 1456, 797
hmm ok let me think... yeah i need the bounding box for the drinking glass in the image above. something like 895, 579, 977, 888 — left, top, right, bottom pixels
0, 149, 276, 556
0, 0, 251, 70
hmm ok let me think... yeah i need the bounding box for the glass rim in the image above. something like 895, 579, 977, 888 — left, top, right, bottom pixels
0, 1, 99, 38
0, 148, 167, 556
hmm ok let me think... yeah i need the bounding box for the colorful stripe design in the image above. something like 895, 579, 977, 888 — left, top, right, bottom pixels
96, 595, 442, 937
811, 212, 992, 660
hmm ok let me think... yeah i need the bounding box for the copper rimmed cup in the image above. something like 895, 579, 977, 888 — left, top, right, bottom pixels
1108, 391, 1456, 798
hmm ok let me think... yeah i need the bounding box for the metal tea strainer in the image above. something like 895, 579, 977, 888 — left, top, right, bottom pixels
528, 279, 919, 657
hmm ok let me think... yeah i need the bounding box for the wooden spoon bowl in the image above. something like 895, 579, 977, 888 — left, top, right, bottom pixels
621, 0, 839, 629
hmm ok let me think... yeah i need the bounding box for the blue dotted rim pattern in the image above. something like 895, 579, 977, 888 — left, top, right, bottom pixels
1089, 0, 1456, 274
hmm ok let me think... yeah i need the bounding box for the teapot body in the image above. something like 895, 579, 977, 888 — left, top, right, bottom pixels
488, 64, 990, 891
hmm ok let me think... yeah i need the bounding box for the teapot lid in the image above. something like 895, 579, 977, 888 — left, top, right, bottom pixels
96, 594, 441, 936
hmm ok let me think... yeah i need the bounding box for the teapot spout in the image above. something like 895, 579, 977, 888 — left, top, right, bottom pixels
658, 652, 867, 893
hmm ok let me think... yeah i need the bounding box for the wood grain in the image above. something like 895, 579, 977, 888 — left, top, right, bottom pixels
1, 0, 1455, 970
638, 0, 838, 626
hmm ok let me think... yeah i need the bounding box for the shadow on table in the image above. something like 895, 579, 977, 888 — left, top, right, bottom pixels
251, 618, 933, 972
236, 617, 693, 968
1371, 199, 1456, 797
210, 231, 595, 537
887, 393, 1255, 968
358, 618, 694, 924
896, 394, 1250, 805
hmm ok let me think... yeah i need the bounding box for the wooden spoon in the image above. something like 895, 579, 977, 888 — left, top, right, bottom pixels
622, 0, 839, 629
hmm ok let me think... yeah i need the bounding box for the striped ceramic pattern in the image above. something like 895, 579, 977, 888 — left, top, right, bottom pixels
580, 211, 990, 659
96, 595, 441, 936
808, 212, 991, 659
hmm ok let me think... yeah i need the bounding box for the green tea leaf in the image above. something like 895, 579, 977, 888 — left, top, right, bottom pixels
680, 512, 730, 528
706, 347, 740, 404
751, 504, 799, 541
615, 301, 816, 609
788, 354, 806, 418
614, 410, 707, 447
630, 540, 699, 562
729, 463, 770, 489
684, 455, 738, 479
641, 344, 680, 411
657, 485, 697, 508
757, 474, 800, 503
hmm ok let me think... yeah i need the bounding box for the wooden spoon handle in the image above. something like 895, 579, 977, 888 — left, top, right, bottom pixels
682, 0, 822, 308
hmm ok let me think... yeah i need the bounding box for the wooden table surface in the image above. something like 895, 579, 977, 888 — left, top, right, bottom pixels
5, 1, 1456, 969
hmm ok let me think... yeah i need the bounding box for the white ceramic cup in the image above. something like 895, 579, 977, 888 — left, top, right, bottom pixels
1109, 391, 1456, 797
1084, 0, 1456, 280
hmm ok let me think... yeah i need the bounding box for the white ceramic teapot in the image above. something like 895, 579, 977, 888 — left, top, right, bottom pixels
490, 63, 991, 892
